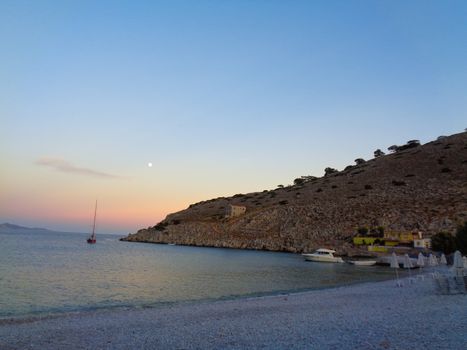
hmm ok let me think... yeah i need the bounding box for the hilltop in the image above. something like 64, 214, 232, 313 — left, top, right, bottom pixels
122, 132, 467, 253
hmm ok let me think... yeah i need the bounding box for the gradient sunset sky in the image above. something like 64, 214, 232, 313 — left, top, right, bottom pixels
1, 0, 466, 234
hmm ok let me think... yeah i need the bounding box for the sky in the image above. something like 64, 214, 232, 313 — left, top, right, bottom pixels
1, 0, 466, 234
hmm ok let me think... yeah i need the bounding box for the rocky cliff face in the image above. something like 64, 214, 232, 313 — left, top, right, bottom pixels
122, 132, 467, 253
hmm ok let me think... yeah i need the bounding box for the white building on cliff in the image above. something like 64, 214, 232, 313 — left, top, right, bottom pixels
225, 205, 246, 218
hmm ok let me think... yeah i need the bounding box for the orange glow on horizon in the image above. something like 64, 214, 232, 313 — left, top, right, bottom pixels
1, 187, 190, 233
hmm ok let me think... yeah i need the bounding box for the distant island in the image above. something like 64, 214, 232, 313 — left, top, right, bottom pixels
0, 223, 52, 232
0, 223, 92, 235
122, 131, 467, 254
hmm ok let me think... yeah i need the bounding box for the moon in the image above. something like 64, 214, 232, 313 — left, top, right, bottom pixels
148, 162, 153, 167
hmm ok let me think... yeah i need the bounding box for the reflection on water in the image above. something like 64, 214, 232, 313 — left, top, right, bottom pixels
0, 230, 395, 318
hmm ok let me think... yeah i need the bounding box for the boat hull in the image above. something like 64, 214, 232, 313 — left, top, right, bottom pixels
302, 254, 344, 263
347, 260, 376, 266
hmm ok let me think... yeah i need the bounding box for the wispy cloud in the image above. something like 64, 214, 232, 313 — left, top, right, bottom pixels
36, 157, 123, 179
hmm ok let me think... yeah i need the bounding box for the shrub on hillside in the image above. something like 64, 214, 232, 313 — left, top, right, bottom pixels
374, 149, 385, 158
431, 232, 457, 254
354, 158, 365, 165
387, 140, 421, 153
294, 175, 317, 185
324, 167, 338, 176
293, 178, 305, 186
376, 226, 385, 237
398, 140, 421, 151
456, 222, 467, 255
407, 139, 421, 146
357, 227, 369, 236
369, 226, 384, 237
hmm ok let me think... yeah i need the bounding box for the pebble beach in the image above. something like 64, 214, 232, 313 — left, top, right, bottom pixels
1, 275, 466, 350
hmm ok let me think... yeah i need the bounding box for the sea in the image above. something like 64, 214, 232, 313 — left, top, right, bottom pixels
0, 228, 396, 319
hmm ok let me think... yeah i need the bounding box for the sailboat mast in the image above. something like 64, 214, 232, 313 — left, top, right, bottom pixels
92, 200, 97, 238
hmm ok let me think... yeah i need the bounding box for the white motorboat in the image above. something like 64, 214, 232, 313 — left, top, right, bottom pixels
302, 248, 344, 263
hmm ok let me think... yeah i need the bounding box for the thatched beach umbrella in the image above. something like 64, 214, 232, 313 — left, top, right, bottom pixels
391, 252, 402, 287
427, 253, 439, 278
453, 251, 464, 278
403, 253, 414, 282
440, 254, 447, 265
417, 252, 425, 267
416, 252, 425, 279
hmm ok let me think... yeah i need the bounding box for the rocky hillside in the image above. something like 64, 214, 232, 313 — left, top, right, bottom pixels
122, 132, 467, 254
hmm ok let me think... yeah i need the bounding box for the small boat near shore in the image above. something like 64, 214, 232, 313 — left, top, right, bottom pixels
302, 249, 344, 263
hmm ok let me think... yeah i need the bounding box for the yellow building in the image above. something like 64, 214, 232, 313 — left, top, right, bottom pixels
354, 230, 422, 249
398, 233, 414, 242
384, 231, 420, 242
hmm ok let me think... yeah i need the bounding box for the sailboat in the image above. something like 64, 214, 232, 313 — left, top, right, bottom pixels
87, 200, 97, 244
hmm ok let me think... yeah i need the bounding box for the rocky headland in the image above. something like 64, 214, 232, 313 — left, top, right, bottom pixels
121, 132, 467, 254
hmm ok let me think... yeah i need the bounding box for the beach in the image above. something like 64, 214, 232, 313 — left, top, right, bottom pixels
1, 275, 466, 350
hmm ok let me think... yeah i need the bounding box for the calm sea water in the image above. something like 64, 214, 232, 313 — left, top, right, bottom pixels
0, 229, 395, 318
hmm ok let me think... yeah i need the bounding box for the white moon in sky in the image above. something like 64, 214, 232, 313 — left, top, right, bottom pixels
148, 162, 153, 167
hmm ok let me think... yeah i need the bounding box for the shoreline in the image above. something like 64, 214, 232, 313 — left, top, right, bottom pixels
120, 238, 381, 259
0, 275, 396, 324
1, 275, 466, 349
